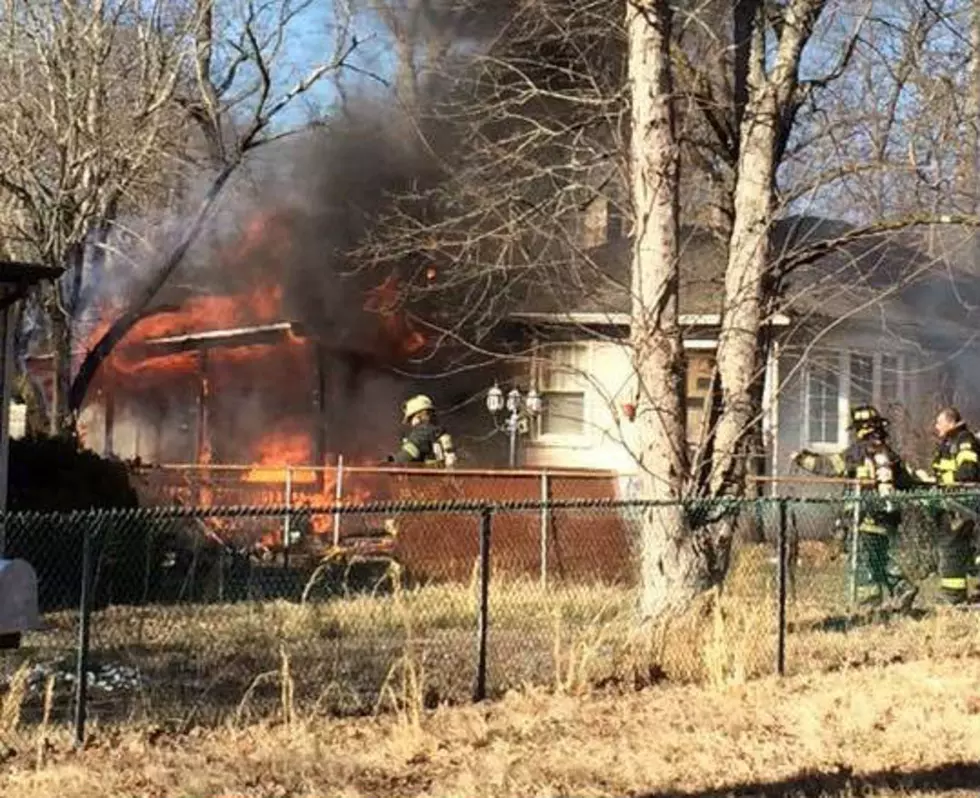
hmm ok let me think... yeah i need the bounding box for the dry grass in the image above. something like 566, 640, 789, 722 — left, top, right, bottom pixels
2, 541, 980, 796
0, 657, 978, 797
11, 540, 980, 727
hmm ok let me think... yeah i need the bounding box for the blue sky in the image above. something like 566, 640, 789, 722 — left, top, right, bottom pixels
240, 0, 977, 223
231, 0, 398, 131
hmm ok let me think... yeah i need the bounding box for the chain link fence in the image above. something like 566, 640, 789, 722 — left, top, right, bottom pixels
0, 490, 977, 740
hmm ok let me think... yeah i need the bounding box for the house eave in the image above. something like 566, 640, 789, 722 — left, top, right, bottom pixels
507, 311, 792, 327
0, 261, 64, 285
0, 261, 64, 310
139, 321, 308, 355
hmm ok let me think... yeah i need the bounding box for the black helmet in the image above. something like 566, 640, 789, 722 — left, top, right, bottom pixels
850, 404, 888, 438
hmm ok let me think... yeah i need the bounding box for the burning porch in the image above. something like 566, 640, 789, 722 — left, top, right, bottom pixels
50, 203, 630, 580
70, 276, 623, 577
77, 268, 425, 464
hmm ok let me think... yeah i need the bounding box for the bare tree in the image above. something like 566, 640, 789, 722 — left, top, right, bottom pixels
0, 0, 199, 432
66, 0, 363, 418
624, 0, 689, 616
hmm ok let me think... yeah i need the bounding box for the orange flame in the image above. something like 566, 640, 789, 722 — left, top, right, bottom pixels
243, 428, 319, 484
87, 281, 291, 387
254, 429, 313, 466
364, 274, 427, 357
81, 207, 430, 552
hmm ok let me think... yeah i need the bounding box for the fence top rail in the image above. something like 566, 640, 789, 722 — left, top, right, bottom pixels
3, 488, 977, 522
132, 464, 621, 479
131, 465, 883, 487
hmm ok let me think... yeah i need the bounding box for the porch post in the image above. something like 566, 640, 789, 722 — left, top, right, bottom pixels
0, 301, 14, 554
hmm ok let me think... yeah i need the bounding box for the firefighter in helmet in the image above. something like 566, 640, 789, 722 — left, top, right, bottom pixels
391, 394, 457, 468
913, 406, 980, 605
791, 404, 919, 611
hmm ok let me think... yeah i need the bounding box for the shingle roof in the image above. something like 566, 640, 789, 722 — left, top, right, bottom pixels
509, 215, 980, 351
510, 225, 726, 318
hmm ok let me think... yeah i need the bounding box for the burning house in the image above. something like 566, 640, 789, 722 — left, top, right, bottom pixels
65, 248, 626, 580
74, 209, 429, 476
15, 120, 628, 585
77, 283, 422, 470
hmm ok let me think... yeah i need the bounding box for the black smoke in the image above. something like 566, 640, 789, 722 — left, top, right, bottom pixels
98, 0, 621, 465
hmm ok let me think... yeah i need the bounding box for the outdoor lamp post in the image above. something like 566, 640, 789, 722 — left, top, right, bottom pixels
486, 382, 542, 468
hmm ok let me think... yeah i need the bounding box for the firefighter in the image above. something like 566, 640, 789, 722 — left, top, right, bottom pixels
791, 404, 919, 611
391, 394, 457, 468
917, 407, 979, 605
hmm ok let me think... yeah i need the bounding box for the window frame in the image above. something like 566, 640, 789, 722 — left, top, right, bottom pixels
531, 341, 592, 447
803, 351, 847, 450
801, 348, 912, 452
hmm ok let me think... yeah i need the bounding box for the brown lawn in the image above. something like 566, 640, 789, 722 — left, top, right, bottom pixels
1, 656, 979, 798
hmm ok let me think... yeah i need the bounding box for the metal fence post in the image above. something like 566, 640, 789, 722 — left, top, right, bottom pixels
474, 506, 492, 702
283, 465, 292, 568
848, 480, 861, 606
333, 454, 344, 547
754, 483, 765, 543
74, 517, 95, 747
539, 473, 549, 588
776, 498, 788, 677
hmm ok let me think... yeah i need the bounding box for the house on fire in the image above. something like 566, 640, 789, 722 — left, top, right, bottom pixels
30, 210, 980, 494
69, 299, 425, 467
502, 215, 980, 490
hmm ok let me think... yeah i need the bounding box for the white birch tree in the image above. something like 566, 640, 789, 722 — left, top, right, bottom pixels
625, 0, 689, 615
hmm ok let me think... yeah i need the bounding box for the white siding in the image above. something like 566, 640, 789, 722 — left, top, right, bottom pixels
526, 340, 639, 472
522, 325, 939, 482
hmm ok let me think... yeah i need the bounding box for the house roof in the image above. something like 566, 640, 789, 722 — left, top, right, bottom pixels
509, 226, 727, 321
784, 222, 980, 350
508, 215, 980, 351
139, 322, 307, 355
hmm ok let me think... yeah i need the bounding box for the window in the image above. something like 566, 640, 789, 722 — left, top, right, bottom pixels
686, 355, 715, 442
541, 394, 586, 436
803, 349, 914, 448
806, 354, 841, 445
850, 353, 874, 406
535, 344, 588, 439
579, 198, 624, 247
579, 200, 607, 249
880, 354, 899, 404
606, 200, 624, 241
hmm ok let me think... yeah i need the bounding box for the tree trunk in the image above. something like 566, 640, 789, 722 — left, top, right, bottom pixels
711, 90, 777, 498
712, 0, 821, 498
47, 302, 75, 437
626, 0, 707, 618
706, 0, 823, 580
967, 0, 980, 281
966, 0, 980, 214
10, 302, 48, 436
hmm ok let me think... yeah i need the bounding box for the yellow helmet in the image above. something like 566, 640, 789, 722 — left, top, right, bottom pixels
849, 404, 888, 438
403, 394, 434, 423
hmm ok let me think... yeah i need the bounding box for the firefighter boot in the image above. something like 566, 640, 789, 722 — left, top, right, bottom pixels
938, 514, 971, 605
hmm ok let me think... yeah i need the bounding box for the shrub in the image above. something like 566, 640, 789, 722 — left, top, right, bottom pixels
4, 434, 161, 612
